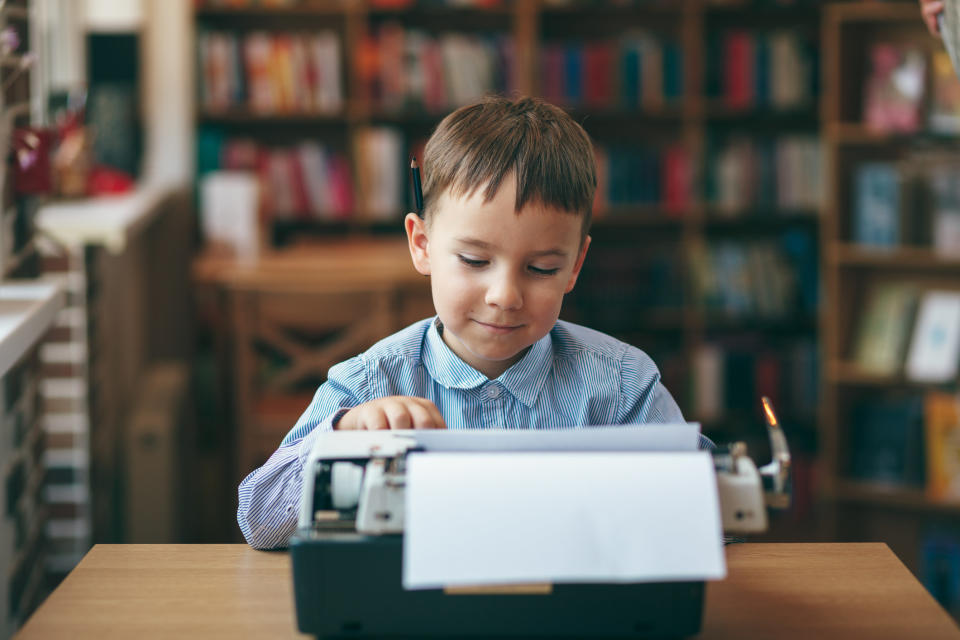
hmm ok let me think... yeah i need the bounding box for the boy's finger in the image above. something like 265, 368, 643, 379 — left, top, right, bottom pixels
336, 408, 358, 430
365, 407, 389, 431
406, 402, 436, 429
418, 398, 447, 429
383, 403, 413, 430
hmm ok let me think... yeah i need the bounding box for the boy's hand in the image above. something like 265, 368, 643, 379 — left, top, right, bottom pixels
920, 0, 944, 37
336, 396, 447, 430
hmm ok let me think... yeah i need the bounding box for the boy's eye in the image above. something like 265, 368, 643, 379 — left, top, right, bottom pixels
529, 265, 560, 276
458, 255, 488, 268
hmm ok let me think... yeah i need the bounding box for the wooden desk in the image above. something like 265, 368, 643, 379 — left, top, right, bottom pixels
16, 543, 960, 639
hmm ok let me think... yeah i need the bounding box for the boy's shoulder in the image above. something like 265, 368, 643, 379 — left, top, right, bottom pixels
551, 320, 648, 365
360, 317, 434, 363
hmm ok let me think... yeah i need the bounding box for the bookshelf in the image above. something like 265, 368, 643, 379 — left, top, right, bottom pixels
821, 1, 960, 608
193, 0, 823, 529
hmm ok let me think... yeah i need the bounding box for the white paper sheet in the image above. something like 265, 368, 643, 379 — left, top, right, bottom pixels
408, 423, 701, 453
403, 451, 726, 590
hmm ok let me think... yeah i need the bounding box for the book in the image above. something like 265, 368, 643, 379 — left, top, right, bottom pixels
930, 50, 960, 134
707, 135, 821, 213
863, 43, 926, 133
928, 164, 960, 256
939, 2, 960, 85
851, 283, 918, 376
924, 392, 960, 501
852, 162, 900, 248
724, 30, 754, 110
921, 530, 960, 617
905, 291, 960, 383
693, 344, 724, 423
200, 171, 261, 261
353, 127, 403, 220
850, 394, 925, 487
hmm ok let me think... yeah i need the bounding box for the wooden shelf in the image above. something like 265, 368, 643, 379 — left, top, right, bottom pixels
562, 106, 685, 122
593, 209, 685, 228
539, 1, 682, 15
827, 359, 958, 389
824, 1, 925, 25
827, 123, 960, 146
700, 314, 817, 334
704, 102, 818, 123
198, 109, 352, 124
196, 1, 348, 18
830, 244, 960, 270
833, 481, 960, 515
702, 209, 819, 228
705, 0, 821, 16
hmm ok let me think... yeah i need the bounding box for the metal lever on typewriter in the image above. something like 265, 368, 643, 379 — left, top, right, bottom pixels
714, 396, 792, 533
759, 396, 791, 509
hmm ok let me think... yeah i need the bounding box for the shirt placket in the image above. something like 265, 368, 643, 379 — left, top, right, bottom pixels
481, 381, 505, 428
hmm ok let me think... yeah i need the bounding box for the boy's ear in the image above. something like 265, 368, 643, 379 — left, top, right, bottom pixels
564, 235, 591, 294
405, 212, 431, 276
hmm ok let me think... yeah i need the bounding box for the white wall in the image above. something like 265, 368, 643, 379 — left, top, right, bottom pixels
84, 0, 143, 32
32, 0, 194, 187
141, 0, 194, 187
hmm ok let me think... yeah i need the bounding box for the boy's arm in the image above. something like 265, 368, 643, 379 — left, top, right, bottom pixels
616, 347, 684, 424
616, 347, 715, 450
237, 357, 365, 549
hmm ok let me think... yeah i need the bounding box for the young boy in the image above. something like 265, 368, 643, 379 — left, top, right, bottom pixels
238, 95, 696, 550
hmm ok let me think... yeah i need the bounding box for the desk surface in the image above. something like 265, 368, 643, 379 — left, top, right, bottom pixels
17, 543, 960, 639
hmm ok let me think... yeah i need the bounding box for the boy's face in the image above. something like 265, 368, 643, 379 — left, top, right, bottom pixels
405, 173, 590, 379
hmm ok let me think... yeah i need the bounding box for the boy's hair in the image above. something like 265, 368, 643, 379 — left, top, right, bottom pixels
421, 95, 597, 238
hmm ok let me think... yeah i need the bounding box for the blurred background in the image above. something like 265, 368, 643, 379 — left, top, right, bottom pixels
3, 0, 960, 634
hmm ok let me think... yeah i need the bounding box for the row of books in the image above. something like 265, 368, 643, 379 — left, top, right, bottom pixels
852, 286, 960, 384
539, 34, 683, 110
705, 29, 817, 110
849, 391, 960, 501
200, 126, 417, 223
568, 244, 684, 332
198, 30, 343, 114
705, 135, 822, 213
863, 44, 960, 134
852, 161, 960, 255
692, 338, 818, 423
921, 529, 960, 618
593, 143, 692, 215
690, 230, 818, 318
356, 25, 517, 113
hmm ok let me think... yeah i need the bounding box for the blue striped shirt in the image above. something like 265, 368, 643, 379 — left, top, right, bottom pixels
237, 317, 697, 549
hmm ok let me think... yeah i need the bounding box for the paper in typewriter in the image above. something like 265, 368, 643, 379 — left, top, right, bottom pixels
402, 450, 726, 589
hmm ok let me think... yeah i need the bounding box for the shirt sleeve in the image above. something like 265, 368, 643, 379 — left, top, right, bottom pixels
616, 346, 684, 424
616, 346, 715, 450
237, 356, 367, 549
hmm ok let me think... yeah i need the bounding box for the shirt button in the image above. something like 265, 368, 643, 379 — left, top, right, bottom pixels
486, 385, 501, 399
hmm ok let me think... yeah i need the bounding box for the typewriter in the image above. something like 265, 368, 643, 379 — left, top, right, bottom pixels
290, 398, 791, 639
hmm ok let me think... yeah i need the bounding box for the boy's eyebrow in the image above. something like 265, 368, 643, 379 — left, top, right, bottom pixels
454, 237, 569, 257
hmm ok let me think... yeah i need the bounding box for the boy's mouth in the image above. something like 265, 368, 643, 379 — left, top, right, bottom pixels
474, 320, 523, 333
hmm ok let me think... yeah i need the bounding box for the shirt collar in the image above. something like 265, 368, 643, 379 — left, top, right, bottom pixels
422, 318, 553, 408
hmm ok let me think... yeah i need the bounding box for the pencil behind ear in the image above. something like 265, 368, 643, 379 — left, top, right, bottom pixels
405, 212, 431, 276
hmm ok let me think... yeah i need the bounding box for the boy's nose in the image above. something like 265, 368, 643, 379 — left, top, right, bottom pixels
485, 272, 523, 310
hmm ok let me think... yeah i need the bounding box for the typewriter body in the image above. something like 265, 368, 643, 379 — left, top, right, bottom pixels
291, 400, 790, 639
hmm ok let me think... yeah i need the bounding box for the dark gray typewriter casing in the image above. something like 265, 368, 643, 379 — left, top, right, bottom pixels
290, 532, 704, 639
